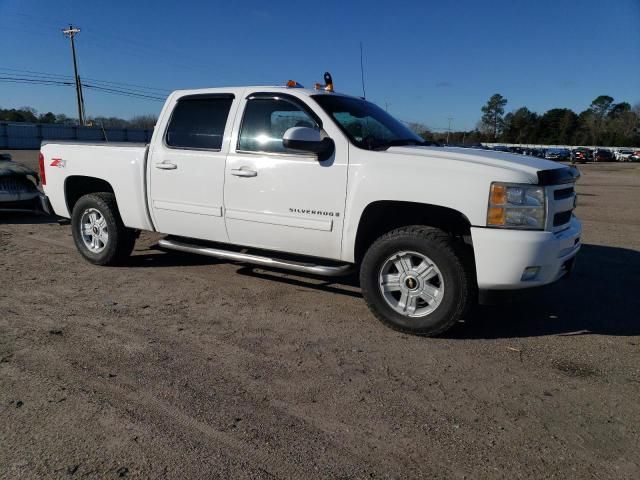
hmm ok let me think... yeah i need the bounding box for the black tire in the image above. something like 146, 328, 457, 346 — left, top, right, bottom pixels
359, 225, 476, 336
71, 192, 136, 265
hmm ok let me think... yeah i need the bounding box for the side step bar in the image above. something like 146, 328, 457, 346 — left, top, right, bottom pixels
157, 238, 353, 277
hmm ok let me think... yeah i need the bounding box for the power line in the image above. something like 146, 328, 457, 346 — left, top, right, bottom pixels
81, 77, 170, 93
0, 67, 171, 94
0, 76, 74, 86
83, 84, 165, 101
0, 67, 72, 80
0, 77, 165, 102
0, 71, 169, 97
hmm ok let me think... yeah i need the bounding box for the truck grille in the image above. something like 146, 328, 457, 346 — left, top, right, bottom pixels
553, 210, 573, 227
0, 177, 33, 193
554, 186, 574, 200
548, 183, 576, 232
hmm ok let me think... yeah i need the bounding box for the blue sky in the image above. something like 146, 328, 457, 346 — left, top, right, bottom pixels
0, 0, 638, 131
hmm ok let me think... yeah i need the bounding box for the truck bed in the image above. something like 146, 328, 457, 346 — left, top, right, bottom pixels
40, 142, 154, 231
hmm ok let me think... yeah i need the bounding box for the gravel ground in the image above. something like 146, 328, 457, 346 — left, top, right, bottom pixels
1, 150, 639, 479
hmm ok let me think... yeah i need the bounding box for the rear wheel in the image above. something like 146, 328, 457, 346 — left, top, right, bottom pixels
360, 226, 476, 336
71, 192, 135, 265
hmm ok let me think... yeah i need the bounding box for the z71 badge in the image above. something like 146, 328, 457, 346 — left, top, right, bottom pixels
50, 158, 66, 168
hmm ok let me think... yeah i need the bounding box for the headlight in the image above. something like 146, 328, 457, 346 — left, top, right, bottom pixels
487, 182, 546, 230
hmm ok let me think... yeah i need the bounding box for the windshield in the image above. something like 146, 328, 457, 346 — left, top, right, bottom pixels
312, 95, 429, 150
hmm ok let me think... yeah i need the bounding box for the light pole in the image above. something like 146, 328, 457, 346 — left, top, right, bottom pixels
62, 25, 85, 125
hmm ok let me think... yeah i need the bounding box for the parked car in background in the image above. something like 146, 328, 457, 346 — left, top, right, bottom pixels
0, 153, 48, 212
571, 147, 592, 163
629, 150, 640, 162
520, 148, 545, 158
545, 148, 571, 161
532, 148, 546, 158
593, 148, 615, 162
615, 149, 635, 162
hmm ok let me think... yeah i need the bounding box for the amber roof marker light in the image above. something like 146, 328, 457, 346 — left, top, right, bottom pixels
314, 72, 334, 92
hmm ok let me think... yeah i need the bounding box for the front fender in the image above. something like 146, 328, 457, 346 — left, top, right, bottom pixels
340, 148, 531, 262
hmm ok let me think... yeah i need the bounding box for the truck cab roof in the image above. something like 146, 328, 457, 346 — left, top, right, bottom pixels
169, 85, 354, 100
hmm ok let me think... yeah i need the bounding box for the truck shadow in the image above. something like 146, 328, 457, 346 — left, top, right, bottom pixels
126, 250, 221, 268
6, 211, 638, 337
447, 243, 640, 338
235, 266, 362, 299
130, 242, 639, 337
154, 242, 639, 338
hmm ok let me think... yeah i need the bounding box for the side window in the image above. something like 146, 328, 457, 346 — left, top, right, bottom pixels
166, 96, 233, 150
238, 97, 319, 153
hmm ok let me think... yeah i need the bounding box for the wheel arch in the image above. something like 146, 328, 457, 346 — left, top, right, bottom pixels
353, 200, 473, 264
64, 175, 115, 215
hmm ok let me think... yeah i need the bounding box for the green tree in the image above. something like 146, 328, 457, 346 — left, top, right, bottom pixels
605, 103, 638, 146
481, 94, 508, 141
574, 110, 595, 145
537, 109, 578, 145
587, 95, 615, 143
589, 95, 615, 118
501, 107, 539, 143
55, 113, 76, 125
608, 102, 631, 118
129, 114, 157, 129
0, 107, 38, 123
39, 112, 57, 123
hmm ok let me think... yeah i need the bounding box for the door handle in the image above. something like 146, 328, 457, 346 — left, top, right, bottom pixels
231, 168, 257, 177
155, 162, 177, 170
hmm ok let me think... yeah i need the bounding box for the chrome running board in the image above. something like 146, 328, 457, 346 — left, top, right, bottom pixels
157, 238, 353, 277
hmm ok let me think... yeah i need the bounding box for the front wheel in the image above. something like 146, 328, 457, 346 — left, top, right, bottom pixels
71, 192, 136, 265
360, 226, 476, 336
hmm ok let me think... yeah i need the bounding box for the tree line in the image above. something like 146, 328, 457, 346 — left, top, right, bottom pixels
415, 94, 640, 147
0, 106, 157, 130
4, 94, 639, 146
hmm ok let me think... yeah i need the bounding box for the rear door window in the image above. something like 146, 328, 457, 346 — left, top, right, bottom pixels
166, 96, 234, 150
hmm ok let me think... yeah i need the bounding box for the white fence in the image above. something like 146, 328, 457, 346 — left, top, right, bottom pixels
482, 143, 639, 151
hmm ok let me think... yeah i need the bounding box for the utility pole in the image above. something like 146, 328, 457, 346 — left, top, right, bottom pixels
446, 117, 453, 145
62, 25, 85, 125
78, 75, 85, 123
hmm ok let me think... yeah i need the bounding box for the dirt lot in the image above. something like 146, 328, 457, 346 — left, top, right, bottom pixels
1, 149, 639, 479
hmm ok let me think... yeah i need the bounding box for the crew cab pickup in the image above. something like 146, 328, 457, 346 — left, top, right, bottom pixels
39, 77, 581, 336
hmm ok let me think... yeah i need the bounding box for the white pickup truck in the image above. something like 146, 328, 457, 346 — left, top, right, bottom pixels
39, 76, 581, 336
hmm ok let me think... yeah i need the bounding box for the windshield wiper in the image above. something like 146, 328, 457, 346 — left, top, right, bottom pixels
388, 139, 428, 146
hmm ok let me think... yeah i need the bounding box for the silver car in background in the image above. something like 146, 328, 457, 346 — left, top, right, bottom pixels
615, 149, 634, 162
0, 153, 47, 212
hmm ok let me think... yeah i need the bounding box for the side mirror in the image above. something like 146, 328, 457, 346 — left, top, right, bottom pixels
282, 127, 334, 160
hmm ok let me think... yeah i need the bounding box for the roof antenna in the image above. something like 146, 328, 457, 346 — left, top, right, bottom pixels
359, 41, 366, 99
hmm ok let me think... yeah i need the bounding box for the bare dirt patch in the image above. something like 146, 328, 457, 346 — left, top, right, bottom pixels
1, 151, 639, 478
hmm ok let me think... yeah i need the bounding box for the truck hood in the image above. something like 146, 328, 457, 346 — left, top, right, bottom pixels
385, 146, 574, 184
